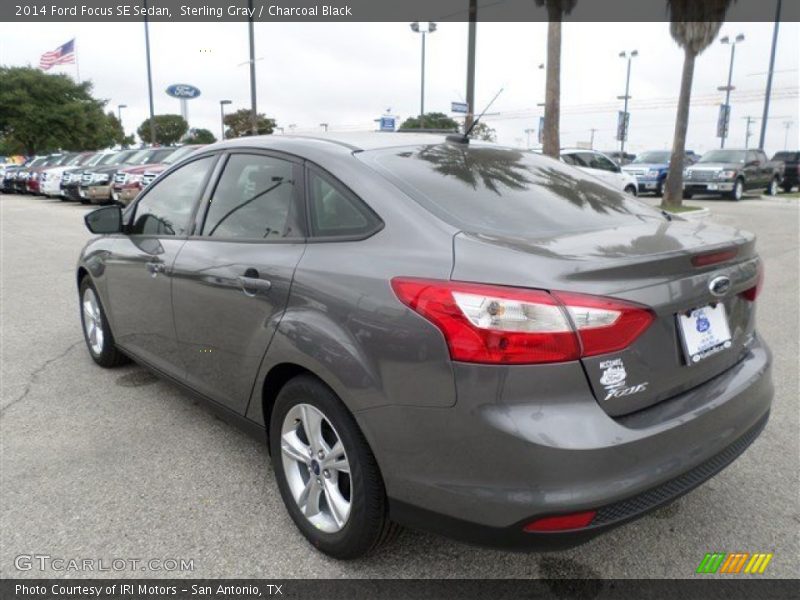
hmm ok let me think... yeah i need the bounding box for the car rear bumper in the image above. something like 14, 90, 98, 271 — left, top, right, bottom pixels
359, 335, 772, 549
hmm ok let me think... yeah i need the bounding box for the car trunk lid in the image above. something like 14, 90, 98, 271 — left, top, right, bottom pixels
451, 219, 760, 416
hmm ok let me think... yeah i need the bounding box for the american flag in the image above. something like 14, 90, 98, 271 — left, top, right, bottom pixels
39, 39, 76, 70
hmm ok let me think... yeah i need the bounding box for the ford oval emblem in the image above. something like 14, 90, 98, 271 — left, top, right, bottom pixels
166, 84, 201, 99
709, 275, 732, 298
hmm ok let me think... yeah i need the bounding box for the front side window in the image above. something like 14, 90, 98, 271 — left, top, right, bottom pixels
579, 152, 617, 172
307, 170, 380, 238
202, 154, 301, 240
131, 156, 214, 236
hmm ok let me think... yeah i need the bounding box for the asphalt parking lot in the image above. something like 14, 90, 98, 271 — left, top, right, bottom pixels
1, 192, 798, 579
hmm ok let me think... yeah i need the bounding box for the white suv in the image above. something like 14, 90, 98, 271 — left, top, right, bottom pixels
560, 149, 638, 195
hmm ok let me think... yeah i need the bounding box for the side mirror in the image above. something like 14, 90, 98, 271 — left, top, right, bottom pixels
85, 205, 123, 234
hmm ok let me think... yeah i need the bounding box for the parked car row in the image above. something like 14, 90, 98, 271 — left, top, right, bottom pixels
1, 145, 204, 206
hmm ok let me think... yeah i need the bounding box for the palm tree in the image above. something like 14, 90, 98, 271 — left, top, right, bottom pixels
535, 0, 577, 158
662, 0, 735, 208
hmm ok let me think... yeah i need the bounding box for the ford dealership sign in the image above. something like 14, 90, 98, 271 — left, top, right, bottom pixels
166, 84, 201, 99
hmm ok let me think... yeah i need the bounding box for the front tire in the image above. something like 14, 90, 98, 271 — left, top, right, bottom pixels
79, 277, 129, 367
270, 375, 399, 559
624, 185, 637, 196
728, 179, 744, 201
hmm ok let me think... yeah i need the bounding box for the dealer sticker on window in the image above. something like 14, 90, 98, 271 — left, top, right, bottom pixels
678, 304, 732, 364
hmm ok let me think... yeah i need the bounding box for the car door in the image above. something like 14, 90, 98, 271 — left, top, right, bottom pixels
744, 150, 762, 190
170, 151, 307, 414
104, 155, 217, 379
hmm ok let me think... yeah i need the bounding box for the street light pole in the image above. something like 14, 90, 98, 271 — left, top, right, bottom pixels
410, 22, 436, 130
143, 0, 156, 145
464, 0, 477, 132
248, 0, 258, 136
117, 104, 127, 126
719, 33, 744, 149
219, 100, 231, 140
618, 50, 637, 156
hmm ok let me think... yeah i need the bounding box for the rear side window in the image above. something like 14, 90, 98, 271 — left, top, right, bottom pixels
363, 144, 662, 237
307, 169, 381, 238
202, 153, 302, 240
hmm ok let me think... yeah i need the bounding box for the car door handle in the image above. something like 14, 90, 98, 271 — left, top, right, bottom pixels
146, 261, 165, 276
238, 275, 272, 296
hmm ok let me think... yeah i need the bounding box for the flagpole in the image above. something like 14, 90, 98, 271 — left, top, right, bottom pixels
74, 38, 81, 83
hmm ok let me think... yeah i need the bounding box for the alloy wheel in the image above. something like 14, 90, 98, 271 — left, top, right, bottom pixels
280, 403, 352, 533
82, 288, 105, 355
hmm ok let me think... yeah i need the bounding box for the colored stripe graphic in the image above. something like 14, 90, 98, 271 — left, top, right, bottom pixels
697, 552, 773, 574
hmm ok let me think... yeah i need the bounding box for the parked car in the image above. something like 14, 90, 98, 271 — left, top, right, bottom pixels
139, 145, 204, 190
41, 152, 94, 198
110, 147, 178, 205
78, 150, 141, 204
12, 155, 52, 194
561, 148, 639, 195
60, 152, 111, 202
2, 163, 26, 193
771, 151, 799, 192
26, 154, 67, 195
684, 149, 784, 200
623, 150, 696, 196
78, 133, 770, 559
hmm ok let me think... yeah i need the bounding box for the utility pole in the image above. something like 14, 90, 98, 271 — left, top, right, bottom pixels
320, 123, 329, 132
743, 116, 756, 151
248, 0, 258, 135
719, 34, 745, 148
783, 120, 793, 150
464, 0, 477, 131
590, 128, 598, 149
219, 99, 231, 140
759, 0, 782, 150
618, 50, 638, 155
143, 0, 156, 144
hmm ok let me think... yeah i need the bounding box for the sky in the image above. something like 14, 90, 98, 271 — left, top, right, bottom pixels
0, 20, 797, 154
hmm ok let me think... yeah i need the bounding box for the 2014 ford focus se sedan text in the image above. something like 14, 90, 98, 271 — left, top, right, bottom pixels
77, 133, 772, 559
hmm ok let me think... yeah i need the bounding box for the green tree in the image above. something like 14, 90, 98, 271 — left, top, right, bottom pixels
223, 109, 276, 137
399, 112, 459, 131
470, 121, 497, 142
534, 0, 577, 158
137, 114, 189, 145
184, 128, 217, 144
0, 67, 122, 154
662, 0, 734, 208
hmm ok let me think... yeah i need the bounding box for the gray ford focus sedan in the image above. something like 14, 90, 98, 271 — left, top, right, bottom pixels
77, 133, 771, 558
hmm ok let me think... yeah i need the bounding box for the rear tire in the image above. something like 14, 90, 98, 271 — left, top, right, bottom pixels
270, 375, 400, 559
683, 191, 693, 199
765, 177, 779, 196
79, 277, 129, 368
624, 185, 637, 196
782, 183, 794, 193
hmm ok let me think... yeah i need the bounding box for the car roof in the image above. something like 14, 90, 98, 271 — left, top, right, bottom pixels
204, 132, 490, 154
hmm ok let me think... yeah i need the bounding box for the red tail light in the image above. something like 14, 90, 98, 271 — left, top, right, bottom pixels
691, 248, 738, 267
740, 263, 764, 302
391, 278, 654, 365
524, 510, 597, 532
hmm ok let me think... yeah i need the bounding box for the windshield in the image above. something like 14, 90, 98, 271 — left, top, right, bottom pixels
96, 153, 121, 166
633, 151, 670, 164
28, 157, 48, 167
164, 145, 200, 164
773, 152, 797, 161
699, 150, 746, 163
147, 148, 177, 164
363, 144, 662, 238
85, 153, 108, 167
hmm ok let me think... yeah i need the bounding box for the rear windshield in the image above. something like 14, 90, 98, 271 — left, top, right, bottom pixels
362, 144, 662, 237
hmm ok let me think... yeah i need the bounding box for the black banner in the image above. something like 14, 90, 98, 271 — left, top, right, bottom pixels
2, 0, 797, 23
3, 579, 800, 600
